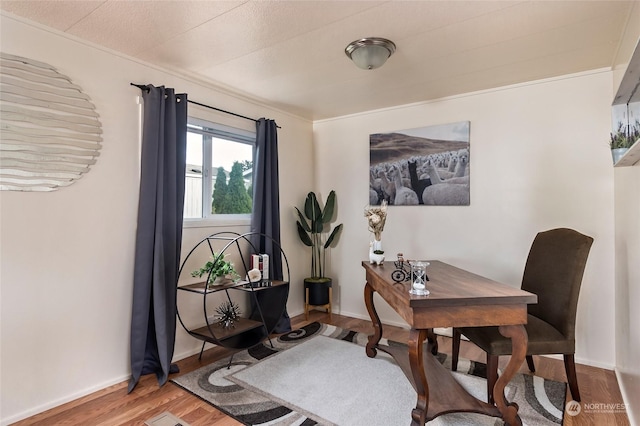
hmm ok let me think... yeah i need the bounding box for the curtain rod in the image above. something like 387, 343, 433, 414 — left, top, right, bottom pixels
130, 83, 280, 128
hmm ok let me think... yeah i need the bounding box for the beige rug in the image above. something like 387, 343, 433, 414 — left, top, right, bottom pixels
172, 322, 566, 425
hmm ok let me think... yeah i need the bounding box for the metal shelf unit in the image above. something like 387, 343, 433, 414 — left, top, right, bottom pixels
176, 232, 290, 357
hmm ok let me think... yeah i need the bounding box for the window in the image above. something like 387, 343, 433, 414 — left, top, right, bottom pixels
184, 118, 255, 221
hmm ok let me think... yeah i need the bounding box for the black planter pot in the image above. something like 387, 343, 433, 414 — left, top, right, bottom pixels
304, 278, 332, 306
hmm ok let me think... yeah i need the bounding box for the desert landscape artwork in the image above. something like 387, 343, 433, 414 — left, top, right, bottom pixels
369, 121, 470, 206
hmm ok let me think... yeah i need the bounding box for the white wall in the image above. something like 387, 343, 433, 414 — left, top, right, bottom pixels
614, 165, 640, 425
313, 71, 616, 369
1, 8, 632, 425
0, 13, 313, 425
611, 3, 640, 424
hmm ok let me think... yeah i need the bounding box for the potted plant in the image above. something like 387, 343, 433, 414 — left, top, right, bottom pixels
610, 121, 638, 164
191, 252, 239, 288
295, 191, 343, 308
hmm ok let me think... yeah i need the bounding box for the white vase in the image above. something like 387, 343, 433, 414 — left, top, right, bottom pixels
210, 275, 232, 287
369, 252, 385, 265
369, 239, 384, 265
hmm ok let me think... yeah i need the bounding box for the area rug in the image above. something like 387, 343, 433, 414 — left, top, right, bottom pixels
171, 322, 566, 425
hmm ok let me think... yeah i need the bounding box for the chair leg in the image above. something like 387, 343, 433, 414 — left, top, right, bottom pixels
451, 328, 461, 371
563, 354, 581, 402
526, 355, 536, 372
487, 354, 499, 405
427, 328, 438, 355
305, 288, 309, 320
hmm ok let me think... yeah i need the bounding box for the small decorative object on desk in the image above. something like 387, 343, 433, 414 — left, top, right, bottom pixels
391, 253, 411, 282
364, 200, 387, 257
409, 261, 430, 296
369, 241, 385, 265
215, 301, 241, 329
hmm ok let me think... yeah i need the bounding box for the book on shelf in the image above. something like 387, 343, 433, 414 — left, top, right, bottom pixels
251, 253, 269, 281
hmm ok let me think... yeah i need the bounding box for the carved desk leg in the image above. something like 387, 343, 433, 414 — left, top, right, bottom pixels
494, 324, 528, 426
364, 282, 382, 358
409, 328, 429, 426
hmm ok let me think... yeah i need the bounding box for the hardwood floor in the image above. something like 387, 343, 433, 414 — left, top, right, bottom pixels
12, 311, 630, 425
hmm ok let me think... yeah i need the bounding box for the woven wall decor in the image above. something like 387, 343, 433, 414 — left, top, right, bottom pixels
0, 52, 102, 191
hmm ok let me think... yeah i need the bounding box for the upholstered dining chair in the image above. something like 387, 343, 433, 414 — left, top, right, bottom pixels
451, 228, 593, 404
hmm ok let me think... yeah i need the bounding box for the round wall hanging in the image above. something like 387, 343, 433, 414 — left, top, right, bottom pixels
0, 52, 102, 191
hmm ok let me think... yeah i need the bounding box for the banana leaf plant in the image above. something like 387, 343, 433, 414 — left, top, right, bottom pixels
295, 191, 343, 281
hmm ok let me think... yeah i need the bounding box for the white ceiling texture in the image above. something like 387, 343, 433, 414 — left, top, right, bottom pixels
0, 1, 635, 120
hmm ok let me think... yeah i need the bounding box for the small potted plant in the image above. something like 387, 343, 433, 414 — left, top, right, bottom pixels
295, 191, 343, 309
610, 121, 637, 164
191, 253, 239, 287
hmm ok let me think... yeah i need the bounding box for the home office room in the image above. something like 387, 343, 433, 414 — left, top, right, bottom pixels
1, 2, 638, 425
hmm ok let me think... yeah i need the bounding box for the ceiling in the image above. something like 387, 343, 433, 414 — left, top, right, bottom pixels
0, 1, 635, 121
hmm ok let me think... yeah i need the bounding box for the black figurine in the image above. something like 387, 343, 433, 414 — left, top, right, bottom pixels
391, 253, 429, 283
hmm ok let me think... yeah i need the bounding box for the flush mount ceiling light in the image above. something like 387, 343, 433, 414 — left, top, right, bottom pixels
345, 37, 396, 70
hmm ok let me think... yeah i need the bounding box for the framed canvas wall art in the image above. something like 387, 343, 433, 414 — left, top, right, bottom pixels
369, 121, 470, 206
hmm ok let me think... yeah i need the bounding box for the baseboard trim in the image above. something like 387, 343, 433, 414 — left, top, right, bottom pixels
1, 374, 130, 426
615, 368, 639, 426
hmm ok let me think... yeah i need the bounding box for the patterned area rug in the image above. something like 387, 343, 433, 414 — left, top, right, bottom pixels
171, 322, 566, 425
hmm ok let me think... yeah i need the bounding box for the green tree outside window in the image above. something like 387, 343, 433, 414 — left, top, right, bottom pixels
211, 166, 228, 214
221, 162, 252, 213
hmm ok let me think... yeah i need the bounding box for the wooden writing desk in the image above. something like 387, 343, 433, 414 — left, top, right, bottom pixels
362, 260, 537, 426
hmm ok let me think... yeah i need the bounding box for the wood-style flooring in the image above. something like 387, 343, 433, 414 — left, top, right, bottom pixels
12, 311, 630, 426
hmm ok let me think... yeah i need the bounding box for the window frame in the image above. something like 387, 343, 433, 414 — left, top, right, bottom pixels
183, 117, 255, 228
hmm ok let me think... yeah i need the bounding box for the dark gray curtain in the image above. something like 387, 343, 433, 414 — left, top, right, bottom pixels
128, 85, 187, 392
251, 118, 290, 332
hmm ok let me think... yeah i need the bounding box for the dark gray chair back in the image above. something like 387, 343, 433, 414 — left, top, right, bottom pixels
522, 228, 594, 340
